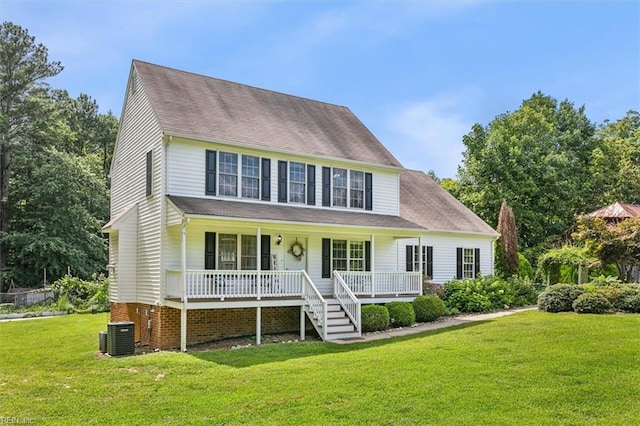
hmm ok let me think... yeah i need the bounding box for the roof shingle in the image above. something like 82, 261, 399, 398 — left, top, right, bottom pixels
399, 170, 497, 235
133, 60, 402, 168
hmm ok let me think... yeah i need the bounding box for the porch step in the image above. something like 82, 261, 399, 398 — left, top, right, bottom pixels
326, 317, 350, 326
326, 331, 361, 341
304, 298, 361, 342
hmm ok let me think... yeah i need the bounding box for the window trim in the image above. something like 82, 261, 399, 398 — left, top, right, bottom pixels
241, 155, 260, 199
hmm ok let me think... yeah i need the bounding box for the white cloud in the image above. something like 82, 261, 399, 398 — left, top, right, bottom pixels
384, 91, 482, 179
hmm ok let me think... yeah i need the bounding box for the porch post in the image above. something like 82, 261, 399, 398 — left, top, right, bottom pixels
370, 234, 375, 297
256, 306, 262, 345
180, 218, 188, 352
257, 227, 262, 300
300, 306, 306, 341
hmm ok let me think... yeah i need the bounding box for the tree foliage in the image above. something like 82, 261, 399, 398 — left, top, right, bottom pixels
589, 111, 640, 205
572, 217, 640, 282
496, 200, 519, 277
457, 92, 598, 259
0, 22, 63, 290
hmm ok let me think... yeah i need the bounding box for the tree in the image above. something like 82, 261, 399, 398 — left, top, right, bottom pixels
496, 200, 519, 277
590, 110, 640, 205
572, 216, 640, 282
0, 22, 62, 290
5, 147, 108, 285
457, 92, 598, 260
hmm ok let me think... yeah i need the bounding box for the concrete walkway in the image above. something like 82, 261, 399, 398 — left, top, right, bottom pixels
330, 306, 537, 344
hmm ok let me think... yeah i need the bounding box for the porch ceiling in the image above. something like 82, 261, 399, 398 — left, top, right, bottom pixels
168, 195, 425, 232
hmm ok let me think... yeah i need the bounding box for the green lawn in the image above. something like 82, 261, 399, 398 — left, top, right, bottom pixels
1, 311, 639, 425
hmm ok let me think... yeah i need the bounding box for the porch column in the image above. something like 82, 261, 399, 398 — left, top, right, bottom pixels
300, 306, 306, 341
370, 234, 375, 297
257, 227, 261, 300
256, 306, 262, 345
180, 218, 188, 352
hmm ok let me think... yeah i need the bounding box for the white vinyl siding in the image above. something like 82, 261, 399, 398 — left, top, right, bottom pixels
397, 233, 495, 284
110, 67, 163, 305
166, 139, 400, 215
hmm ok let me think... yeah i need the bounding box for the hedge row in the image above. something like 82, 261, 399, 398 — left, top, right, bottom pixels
361, 296, 446, 332
442, 275, 539, 314
538, 280, 640, 314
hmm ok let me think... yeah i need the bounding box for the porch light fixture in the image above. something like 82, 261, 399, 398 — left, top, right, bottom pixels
276, 234, 283, 245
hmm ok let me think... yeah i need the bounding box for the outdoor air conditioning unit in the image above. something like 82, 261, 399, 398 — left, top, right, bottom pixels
107, 321, 135, 356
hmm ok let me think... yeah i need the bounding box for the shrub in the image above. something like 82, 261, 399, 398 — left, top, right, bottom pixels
443, 279, 492, 313
413, 295, 446, 322
538, 284, 584, 313
508, 276, 539, 306
52, 274, 108, 310
385, 302, 415, 327
596, 283, 640, 311
518, 254, 534, 279
361, 305, 389, 332
618, 294, 640, 313
572, 292, 613, 314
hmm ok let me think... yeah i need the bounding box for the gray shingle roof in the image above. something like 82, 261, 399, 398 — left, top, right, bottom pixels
399, 170, 498, 235
133, 60, 402, 168
168, 195, 424, 231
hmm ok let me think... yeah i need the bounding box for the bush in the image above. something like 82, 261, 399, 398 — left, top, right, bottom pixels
443, 279, 493, 313
618, 294, 640, 313
413, 295, 446, 322
385, 302, 415, 327
361, 305, 389, 332
596, 283, 640, 311
508, 276, 539, 306
52, 274, 108, 310
572, 292, 613, 314
518, 254, 534, 279
537, 284, 584, 313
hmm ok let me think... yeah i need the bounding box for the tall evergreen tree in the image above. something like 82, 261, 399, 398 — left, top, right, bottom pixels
0, 22, 62, 291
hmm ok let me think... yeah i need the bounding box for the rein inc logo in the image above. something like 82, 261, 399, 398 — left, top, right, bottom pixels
0, 418, 34, 424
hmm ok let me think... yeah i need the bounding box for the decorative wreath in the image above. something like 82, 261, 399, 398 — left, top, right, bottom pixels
288, 240, 305, 260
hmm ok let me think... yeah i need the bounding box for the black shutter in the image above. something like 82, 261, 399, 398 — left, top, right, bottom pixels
145, 150, 152, 196
474, 248, 481, 278
205, 232, 216, 269
261, 235, 271, 270
307, 165, 316, 205
426, 246, 433, 278
261, 158, 271, 201
322, 167, 331, 206
365, 172, 373, 211
365, 241, 371, 272
406, 245, 414, 272
206, 150, 217, 196
278, 161, 287, 203
322, 238, 331, 278
456, 247, 463, 279
421, 246, 426, 275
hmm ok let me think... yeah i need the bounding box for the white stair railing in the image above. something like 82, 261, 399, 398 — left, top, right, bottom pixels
301, 270, 327, 341
333, 271, 361, 336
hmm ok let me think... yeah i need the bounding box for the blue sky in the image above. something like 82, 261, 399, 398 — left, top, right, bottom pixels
2, 1, 639, 178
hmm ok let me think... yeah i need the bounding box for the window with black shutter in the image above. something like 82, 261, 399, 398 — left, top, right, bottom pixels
205, 232, 216, 269
322, 167, 331, 206
307, 165, 316, 205
322, 238, 331, 278
365, 172, 373, 210
278, 161, 287, 203
261, 235, 271, 270
205, 150, 217, 196
145, 150, 152, 196
261, 158, 271, 201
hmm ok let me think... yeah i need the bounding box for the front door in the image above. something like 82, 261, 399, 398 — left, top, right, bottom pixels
283, 236, 308, 271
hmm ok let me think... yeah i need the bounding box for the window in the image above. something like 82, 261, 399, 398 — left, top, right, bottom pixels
350, 170, 364, 208
145, 150, 152, 196
463, 248, 475, 279
349, 241, 365, 271
406, 245, 433, 277
289, 162, 306, 203
332, 240, 347, 271
332, 168, 347, 207
242, 155, 260, 199
218, 152, 238, 196
218, 234, 237, 270
241, 235, 257, 270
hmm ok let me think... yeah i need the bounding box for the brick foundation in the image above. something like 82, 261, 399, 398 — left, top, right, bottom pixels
110, 302, 311, 350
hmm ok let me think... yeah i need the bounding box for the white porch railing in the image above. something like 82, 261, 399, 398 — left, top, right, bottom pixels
337, 271, 422, 297
333, 271, 361, 336
166, 269, 304, 301
301, 271, 327, 341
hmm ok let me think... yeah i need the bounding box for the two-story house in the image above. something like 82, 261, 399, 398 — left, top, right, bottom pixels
104, 60, 498, 351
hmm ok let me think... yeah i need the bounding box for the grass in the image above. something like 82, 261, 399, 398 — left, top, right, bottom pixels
1, 311, 640, 425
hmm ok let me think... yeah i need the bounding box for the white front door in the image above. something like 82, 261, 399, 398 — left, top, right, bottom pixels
283, 236, 308, 271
